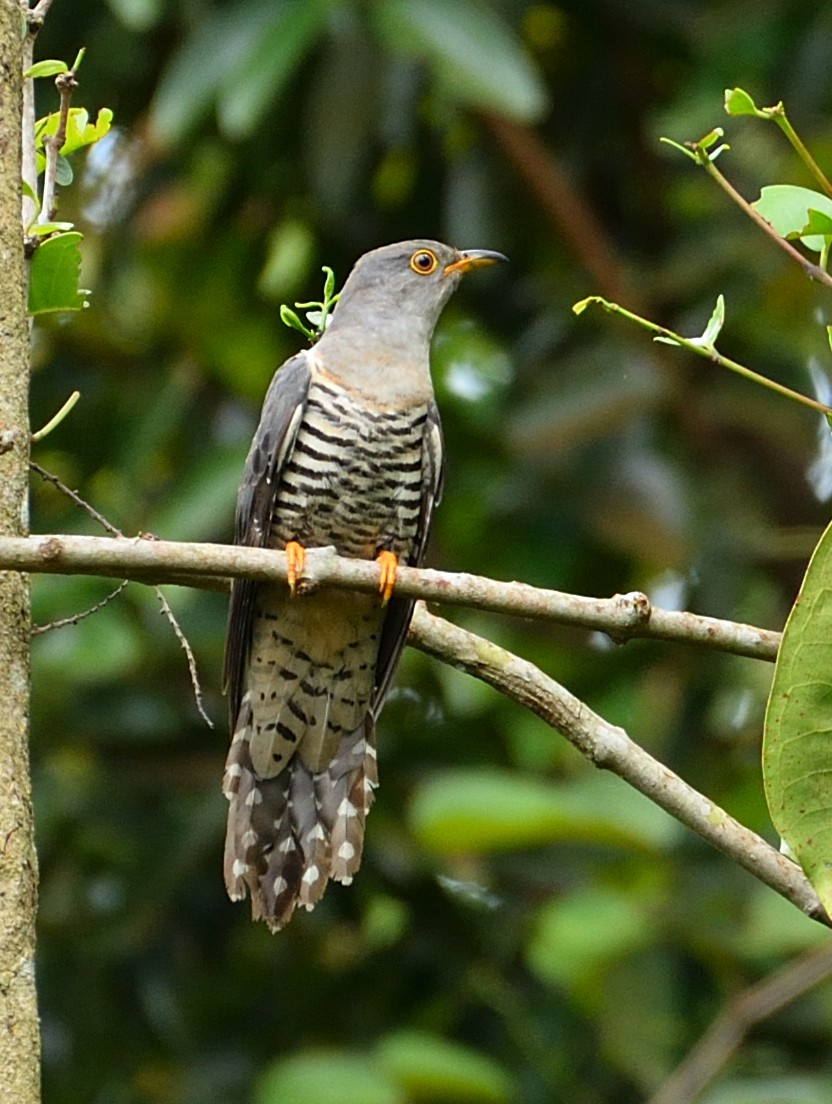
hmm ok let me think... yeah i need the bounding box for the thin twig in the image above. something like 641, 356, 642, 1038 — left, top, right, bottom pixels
647, 939, 832, 1104
38, 66, 77, 225
408, 605, 828, 927
0, 533, 782, 662
28, 466, 213, 726
28, 0, 57, 20
30, 460, 122, 535
20, 4, 39, 230
575, 296, 832, 417
154, 588, 214, 728
31, 579, 129, 635
700, 156, 832, 291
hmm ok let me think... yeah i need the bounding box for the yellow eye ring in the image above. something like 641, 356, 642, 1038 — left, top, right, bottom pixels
409, 249, 438, 275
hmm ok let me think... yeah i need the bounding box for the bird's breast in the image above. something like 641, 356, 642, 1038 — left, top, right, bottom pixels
270, 376, 429, 559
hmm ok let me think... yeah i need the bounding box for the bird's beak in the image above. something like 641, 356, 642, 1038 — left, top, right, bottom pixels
443, 249, 508, 277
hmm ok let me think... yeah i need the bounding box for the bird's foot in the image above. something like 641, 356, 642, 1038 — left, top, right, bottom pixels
285, 541, 305, 596
376, 550, 398, 605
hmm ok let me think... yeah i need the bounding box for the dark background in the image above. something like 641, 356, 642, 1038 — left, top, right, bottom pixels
27, 1, 832, 1101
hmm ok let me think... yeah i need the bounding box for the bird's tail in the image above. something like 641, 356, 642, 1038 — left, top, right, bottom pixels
222, 692, 378, 931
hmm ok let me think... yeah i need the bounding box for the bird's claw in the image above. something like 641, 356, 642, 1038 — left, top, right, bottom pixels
376, 550, 398, 605
285, 541, 305, 596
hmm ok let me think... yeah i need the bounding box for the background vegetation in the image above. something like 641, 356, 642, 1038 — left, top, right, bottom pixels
26, 1, 832, 1101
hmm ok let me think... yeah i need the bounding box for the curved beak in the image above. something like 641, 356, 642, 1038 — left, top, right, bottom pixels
443, 249, 508, 277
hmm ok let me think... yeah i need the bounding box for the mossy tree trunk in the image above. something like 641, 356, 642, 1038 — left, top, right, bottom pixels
0, 3, 40, 1101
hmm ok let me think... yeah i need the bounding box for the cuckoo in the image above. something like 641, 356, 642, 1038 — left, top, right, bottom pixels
223, 239, 506, 931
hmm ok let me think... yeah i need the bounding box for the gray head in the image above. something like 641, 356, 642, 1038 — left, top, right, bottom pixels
315, 240, 507, 394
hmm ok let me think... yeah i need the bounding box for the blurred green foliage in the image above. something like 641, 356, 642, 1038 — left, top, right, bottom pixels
26, 1, 832, 1101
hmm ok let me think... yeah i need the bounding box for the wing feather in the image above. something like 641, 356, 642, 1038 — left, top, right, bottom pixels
372, 400, 444, 711
224, 352, 312, 724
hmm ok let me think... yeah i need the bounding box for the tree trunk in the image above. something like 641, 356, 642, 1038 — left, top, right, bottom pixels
0, 3, 40, 1101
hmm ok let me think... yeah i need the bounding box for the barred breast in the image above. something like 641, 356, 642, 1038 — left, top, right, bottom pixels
270, 374, 429, 559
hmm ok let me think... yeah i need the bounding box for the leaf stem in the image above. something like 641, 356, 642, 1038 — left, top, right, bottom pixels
768, 104, 832, 200
574, 296, 832, 417
31, 390, 80, 442
696, 150, 832, 291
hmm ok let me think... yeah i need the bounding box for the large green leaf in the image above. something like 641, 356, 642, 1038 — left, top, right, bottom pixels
255, 1052, 401, 1104
218, 0, 337, 138
763, 519, 832, 911
376, 1031, 512, 1103
373, 0, 548, 121
148, 1, 277, 145
527, 885, 653, 991
409, 768, 676, 853
28, 231, 87, 314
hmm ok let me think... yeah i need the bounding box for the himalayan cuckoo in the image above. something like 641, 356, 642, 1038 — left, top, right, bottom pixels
223, 239, 507, 931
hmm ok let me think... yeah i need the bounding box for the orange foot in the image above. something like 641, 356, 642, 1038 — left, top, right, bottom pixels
285, 540, 305, 596
376, 550, 398, 605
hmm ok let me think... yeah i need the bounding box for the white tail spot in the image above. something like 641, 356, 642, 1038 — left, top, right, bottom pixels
337, 798, 357, 818
278, 835, 296, 852
225, 763, 243, 778
306, 823, 326, 842
273, 876, 288, 894
302, 864, 320, 885
231, 859, 249, 878
241, 829, 257, 848
245, 787, 263, 806
337, 841, 355, 861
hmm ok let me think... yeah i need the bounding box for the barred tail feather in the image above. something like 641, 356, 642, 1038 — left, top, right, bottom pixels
222, 701, 380, 931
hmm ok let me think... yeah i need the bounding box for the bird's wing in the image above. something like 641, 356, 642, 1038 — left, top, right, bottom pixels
224, 352, 312, 722
373, 399, 445, 711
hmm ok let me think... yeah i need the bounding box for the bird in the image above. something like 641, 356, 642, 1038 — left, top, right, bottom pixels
223, 239, 507, 931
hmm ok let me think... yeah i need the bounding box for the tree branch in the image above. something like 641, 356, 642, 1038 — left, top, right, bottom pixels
647, 939, 832, 1104
3, 529, 807, 921
0, 533, 781, 661
407, 606, 827, 926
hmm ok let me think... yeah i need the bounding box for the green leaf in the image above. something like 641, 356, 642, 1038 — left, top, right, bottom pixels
724, 87, 761, 116
323, 265, 335, 302
24, 59, 68, 79
255, 1052, 401, 1104
763, 519, 832, 912
61, 107, 114, 156
34, 107, 113, 174
527, 885, 654, 992
55, 154, 73, 186
28, 221, 75, 236
752, 185, 832, 252
376, 1031, 512, 1103
279, 304, 315, 340
659, 136, 698, 163
373, 0, 548, 122
106, 0, 163, 32
699, 293, 725, 346
409, 769, 675, 854
149, 2, 277, 146
218, 0, 336, 138
802, 208, 832, 239
28, 231, 88, 314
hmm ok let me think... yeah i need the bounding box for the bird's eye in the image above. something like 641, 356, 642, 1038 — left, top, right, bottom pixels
409, 249, 438, 275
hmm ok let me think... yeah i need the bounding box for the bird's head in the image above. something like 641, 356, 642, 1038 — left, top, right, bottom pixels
324, 239, 508, 346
